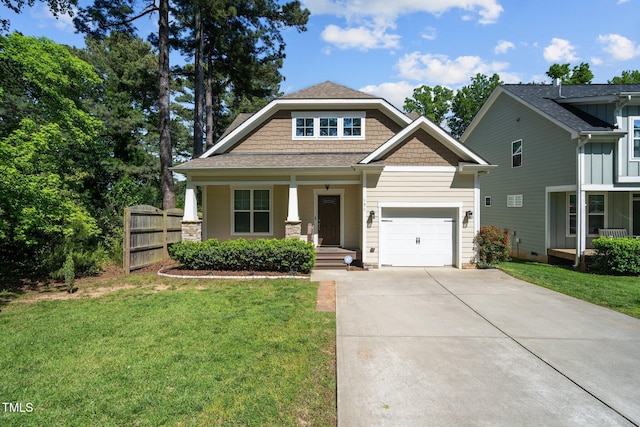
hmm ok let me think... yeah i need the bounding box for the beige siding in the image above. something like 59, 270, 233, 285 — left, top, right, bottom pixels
384, 129, 462, 166
204, 185, 286, 241
228, 109, 402, 154
365, 171, 477, 266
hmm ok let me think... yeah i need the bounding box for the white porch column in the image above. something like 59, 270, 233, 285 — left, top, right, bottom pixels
287, 175, 300, 222
181, 179, 202, 242
285, 175, 302, 239
183, 180, 199, 221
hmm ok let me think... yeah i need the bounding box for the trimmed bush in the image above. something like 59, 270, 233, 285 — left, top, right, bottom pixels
474, 225, 511, 268
169, 238, 316, 274
592, 237, 640, 275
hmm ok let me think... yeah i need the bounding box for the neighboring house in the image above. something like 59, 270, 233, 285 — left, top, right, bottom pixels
173, 81, 494, 268
461, 82, 640, 266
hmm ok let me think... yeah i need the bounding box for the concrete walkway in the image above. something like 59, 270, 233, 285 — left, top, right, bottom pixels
311, 267, 640, 427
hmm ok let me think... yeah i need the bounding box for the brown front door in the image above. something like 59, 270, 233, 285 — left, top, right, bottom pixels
318, 195, 340, 246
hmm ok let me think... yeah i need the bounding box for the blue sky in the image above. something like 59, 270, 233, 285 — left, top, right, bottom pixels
2, 0, 639, 108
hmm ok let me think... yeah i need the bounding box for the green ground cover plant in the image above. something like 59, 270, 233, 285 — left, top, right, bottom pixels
0, 275, 336, 426
499, 259, 640, 319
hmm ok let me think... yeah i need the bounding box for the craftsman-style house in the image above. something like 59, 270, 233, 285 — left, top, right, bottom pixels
173, 82, 494, 268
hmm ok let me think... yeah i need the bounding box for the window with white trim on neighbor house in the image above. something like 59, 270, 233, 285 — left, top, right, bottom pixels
511, 139, 522, 167
233, 189, 270, 234
567, 193, 606, 236
632, 118, 640, 158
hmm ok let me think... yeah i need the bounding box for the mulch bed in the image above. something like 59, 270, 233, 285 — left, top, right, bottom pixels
158, 264, 310, 278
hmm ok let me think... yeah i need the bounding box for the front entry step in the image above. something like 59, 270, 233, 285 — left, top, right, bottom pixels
314, 247, 360, 270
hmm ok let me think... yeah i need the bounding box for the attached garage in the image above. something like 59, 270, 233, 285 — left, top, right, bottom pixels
379, 207, 457, 267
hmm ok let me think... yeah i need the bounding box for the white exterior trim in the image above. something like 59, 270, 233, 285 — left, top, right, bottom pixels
183, 180, 199, 222
379, 201, 464, 209
230, 186, 274, 237
383, 166, 458, 172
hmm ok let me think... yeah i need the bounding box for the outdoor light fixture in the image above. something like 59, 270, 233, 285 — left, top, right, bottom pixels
369, 210, 375, 219
466, 210, 473, 219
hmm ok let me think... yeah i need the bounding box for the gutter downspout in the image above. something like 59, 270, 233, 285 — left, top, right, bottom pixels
574, 135, 589, 268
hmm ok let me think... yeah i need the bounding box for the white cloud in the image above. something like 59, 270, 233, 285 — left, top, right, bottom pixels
321, 24, 401, 50
494, 40, 515, 55
396, 52, 510, 86
421, 26, 437, 41
302, 0, 504, 26
617, 0, 630, 4
33, 5, 76, 32
597, 34, 640, 61
359, 81, 415, 109
543, 38, 578, 62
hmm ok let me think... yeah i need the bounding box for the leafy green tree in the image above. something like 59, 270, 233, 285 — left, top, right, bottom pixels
403, 85, 453, 125
72, 33, 165, 258
0, 33, 103, 281
448, 73, 502, 139
609, 70, 640, 84
546, 62, 593, 84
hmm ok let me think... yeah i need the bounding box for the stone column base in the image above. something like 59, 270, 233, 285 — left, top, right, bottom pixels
182, 220, 202, 242
285, 221, 302, 239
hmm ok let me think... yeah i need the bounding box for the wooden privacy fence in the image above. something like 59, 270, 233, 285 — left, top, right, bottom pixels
123, 205, 183, 273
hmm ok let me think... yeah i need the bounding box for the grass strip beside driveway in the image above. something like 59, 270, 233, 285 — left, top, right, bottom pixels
0, 276, 336, 426
499, 259, 640, 320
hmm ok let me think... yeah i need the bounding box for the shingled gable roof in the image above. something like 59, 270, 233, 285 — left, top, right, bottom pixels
199, 81, 411, 158
361, 116, 492, 168
281, 81, 378, 99
463, 84, 640, 141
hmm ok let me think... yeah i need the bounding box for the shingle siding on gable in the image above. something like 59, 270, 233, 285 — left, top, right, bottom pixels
227, 109, 403, 154
383, 129, 461, 166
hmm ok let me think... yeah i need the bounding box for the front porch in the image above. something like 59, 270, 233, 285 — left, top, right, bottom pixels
547, 248, 596, 265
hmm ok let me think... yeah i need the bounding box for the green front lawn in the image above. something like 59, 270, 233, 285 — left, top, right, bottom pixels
0, 275, 336, 426
499, 259, 640, 319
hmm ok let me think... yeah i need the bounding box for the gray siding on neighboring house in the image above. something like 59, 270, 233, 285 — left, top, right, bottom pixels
618, 105, 640, 179
465, 93, 576, 260
585, 143, 615, 185
549, 191, 630, 250
575, 104, 616, 125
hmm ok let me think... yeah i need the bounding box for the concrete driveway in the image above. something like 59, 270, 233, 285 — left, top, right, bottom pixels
311, 267, 640, 426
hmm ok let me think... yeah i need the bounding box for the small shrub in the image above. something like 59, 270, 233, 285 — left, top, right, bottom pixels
169, 238, 316, 274
474, 225, 511, 268
62, 254, 75, 293
592, 237, 640, 275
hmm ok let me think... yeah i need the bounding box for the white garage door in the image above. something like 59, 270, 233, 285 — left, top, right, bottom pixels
380, 208, 456, 266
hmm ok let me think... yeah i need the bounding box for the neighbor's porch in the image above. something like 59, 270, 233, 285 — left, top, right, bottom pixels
547, 189, 640, 264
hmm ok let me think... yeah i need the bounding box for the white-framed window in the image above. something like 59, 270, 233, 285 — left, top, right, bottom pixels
631, 117, 640, 159
292, 112, 365, 140
566, 193, 607, 236
587, 193, 606, 235
568, 193, 577, 236
484, 196, 492, 207
232, 188, 271, 234
295, 118, 314, 137
512, 139, 522, 168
